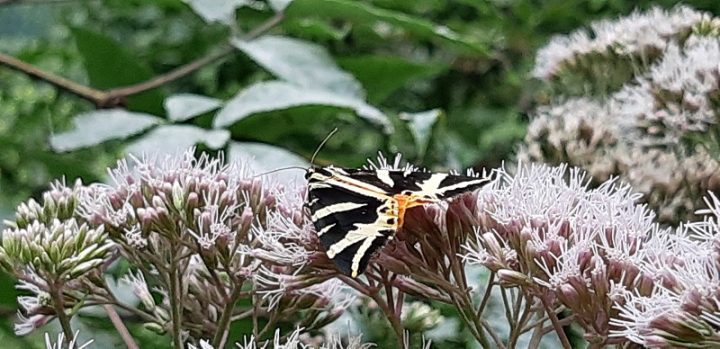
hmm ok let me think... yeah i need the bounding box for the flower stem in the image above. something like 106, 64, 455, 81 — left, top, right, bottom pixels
169, 266, 184, 349
211, 286, 241, 348
449, 291, 495, 348
50, 282, 74, 345
368, 290, 405, 349
540, 295, 572, 349
103, 304, 139, 349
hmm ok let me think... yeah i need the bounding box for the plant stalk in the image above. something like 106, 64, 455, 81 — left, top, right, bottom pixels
50, 282, 74, 345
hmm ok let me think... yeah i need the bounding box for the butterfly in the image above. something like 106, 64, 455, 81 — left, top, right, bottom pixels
305, 165, 489, 277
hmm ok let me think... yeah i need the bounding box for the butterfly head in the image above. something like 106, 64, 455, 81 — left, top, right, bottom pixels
398, 190, 440, 204
304, 167, 316, 179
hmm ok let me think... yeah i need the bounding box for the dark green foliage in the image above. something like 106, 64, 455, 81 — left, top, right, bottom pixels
1, 0, 720, 347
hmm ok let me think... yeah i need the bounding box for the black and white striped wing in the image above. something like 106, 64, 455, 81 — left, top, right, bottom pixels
306, 168, 398, 277
306, 166, 489, 277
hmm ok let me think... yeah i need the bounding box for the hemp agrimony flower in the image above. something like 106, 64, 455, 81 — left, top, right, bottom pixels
609, 193, 720, 348
523, 5, 720, 224
0, 180, 113, 338
189, 327, 373, 349
44, 330, 93, 349
462, 164, 662, 347
77, 149, 345, 348
533, 6, 707, 93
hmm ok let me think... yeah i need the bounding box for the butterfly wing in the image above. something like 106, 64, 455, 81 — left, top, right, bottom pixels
306, 168, 398, 277
408, 172, 490, 200
342, 168, 489, 199
305, 166, 489, 277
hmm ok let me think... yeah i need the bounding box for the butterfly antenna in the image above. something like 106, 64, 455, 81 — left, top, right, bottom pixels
310, 128, 338, 167
253, 166, 307, 178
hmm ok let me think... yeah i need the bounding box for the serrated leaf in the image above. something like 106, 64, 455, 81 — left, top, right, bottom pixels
126, 125, 230, 156
401, 109, 441, 158
71, 27, 165, 115
232, 35, 363, 97
338, 55, 448, 103
286, 0, 487, 53
50, 109, 162, 152
213, 81, 392, 132
228, 142, 308, 183
164, 94, 222, 122
182, 0, 250, 24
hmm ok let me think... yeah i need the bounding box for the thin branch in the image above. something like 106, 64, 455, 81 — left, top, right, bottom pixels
0, 11, 285, 108
0, 0, 80, 6
211, 285, 242, 349
539, 295, 572, 349
244, 12, 285, 40
104, 45, 234, 101
476, 271, 495, 318
0, 52, 107, 102
103, 304, 140, 349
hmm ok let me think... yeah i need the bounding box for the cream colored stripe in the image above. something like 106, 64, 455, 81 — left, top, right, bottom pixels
418, 173, 448, 192
311, 202, 366, 221
317, 223, 336, 236
309, 169, 390, 199
376, 169, 394, 186
326, 222, 383, 258
351, 237, 377, 277
323, 177, 389, 199
437, 178, 488, 194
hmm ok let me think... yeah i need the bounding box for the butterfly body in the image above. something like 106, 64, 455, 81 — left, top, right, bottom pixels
306, 166, 488, 277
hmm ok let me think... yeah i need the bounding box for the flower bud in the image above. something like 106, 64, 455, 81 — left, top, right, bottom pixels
402, 302, 442, 333
497, 269, 530, 287
142, 322, 166, 335
172, 181, 184, 211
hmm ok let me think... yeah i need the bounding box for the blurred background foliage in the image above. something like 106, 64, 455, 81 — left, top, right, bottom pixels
1, 0, 719, 348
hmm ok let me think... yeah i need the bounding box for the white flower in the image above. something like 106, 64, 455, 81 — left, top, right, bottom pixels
188, 339, 214, 349
520, 98, 622, 182
121, 270, 155, 310
44, 331, 93, 349
463, 163, 661, 341
609, 193, 720, 347
190, 328, 374, 349
533, 6, 707, 80
236, 327, 374, 349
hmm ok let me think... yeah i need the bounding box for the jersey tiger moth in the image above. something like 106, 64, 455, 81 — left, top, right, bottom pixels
306, 165, 488, 277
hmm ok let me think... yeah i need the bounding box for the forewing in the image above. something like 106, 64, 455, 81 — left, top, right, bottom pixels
394, 172, 489, 199
343, 169, 487, 199
433, 173, 490, 199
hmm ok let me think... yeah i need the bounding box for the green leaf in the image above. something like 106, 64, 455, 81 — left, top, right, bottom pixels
228, 141, 308, 182
164, 93, 222, 122
126, 125, 230, 156
71, 27, 166, 115
0, 318, 34, 349
182, 0, 250, 24
286, 0, 487, 53
0, 271, 17, 308
283, 18, 350, 41
338, 55, 448, 103
401, 109, 441, 159
50, 109, 162, 152
232, 35, 363, 97
213, 81, 392, 132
